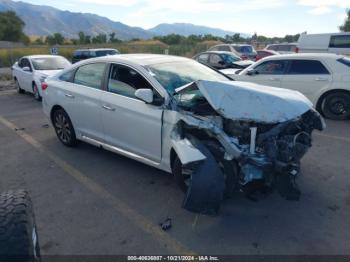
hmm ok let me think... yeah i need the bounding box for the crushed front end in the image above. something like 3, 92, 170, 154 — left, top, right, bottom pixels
170, 80, 325, 215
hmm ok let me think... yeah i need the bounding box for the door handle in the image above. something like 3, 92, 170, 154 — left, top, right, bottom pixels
315, 78, 328, 81
102, 105, 116, 111
65, 93, 75, 98
269, 77, 281, 81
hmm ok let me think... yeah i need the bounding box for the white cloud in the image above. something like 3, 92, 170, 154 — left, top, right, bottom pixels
307, 6, 332, 15
76, 0, 139, 6
297, 0, 350, 8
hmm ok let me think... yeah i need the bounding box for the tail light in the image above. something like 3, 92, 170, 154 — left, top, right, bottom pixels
295, 47, 299, 53
41, 82, 48, 91
241, 54, 248, 60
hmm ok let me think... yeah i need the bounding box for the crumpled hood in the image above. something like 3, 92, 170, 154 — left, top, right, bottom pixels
195, 80, 313, 123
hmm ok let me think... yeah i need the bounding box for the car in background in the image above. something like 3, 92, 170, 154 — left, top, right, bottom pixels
41, 54, 324, 214
255, 50, 279, 61
12, 55, 71, 101
265, 43, 298, 54
297, 32, 350, 55
193, 51, 254, 69
234, 53, 350, 120
208, 44, 257, 60
72, 48, 120, 63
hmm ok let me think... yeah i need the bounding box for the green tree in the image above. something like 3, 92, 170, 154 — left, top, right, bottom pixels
92, 34, 107, 44
340, 9, 350, 32
0, 11, 28, 43
46, 33, 64, 45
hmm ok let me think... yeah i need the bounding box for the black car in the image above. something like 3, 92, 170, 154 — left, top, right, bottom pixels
193, 51, 254, 70
72, 48, 120, 63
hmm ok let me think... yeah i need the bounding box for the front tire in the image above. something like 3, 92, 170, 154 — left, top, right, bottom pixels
173, 141, 238, 198
32, 83, 41, 101
321, 92, 350, 120
52, 109, 77, 147
15, 79, 24, 94
0, 190, 41, 261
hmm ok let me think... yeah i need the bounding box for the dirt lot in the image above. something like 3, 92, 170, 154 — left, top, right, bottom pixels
0, 87, 350, 257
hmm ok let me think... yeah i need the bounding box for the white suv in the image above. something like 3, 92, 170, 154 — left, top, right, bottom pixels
235, 53, 350, 120
41, 54, 324, 214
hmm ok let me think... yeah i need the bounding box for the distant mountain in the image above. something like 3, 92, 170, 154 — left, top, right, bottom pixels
0, 0, 249, 40
149, 23, 249, 38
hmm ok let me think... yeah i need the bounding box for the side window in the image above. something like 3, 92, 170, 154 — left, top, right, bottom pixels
218, 45, 230, 51
18, 59, 24, 68
197, 54, 209, 63
108, 64, 154, 99
59, 70, 75, 82
329, 35, 350, 48
21, 59, 32, 70
287, 60, 330, 75
74, 63, 106, 89
73, 51, 81, 59
254, 60, 287, 75
209, 54, 223, 66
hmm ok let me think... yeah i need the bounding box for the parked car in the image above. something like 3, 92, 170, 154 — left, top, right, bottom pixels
255, 50, 279, 61
193, 51, 254, 69
72, 48, 120, 63
41, 54, 324, 215
297, 32, 350, 55
12, 55, 71, 101
265, 43, 298, 54
234, 53, 350, 120
208, 44, 257, 60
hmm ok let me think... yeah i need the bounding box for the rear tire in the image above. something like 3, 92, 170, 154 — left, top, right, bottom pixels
52, 109, 77, 147
321, 92, 350, 120
32, 83, 41, 101
15, 79, 24, 94
173, 141, 238, 198
0, 190, 40, 261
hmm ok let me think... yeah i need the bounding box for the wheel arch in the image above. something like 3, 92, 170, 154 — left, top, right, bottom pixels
316, 89, 350, 114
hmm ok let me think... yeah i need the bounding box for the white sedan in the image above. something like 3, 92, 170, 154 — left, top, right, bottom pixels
12, 55, 71, 101
234, 53, 350, 120
41, 54, 324, 214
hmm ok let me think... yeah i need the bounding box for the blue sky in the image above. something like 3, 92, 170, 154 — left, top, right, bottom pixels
17, 0, 350, 37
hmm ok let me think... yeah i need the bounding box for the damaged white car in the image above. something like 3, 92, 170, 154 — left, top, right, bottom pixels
42, 54, 325, 215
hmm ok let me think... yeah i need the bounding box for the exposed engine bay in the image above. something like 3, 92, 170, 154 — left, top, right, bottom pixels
169, 80, 325, 215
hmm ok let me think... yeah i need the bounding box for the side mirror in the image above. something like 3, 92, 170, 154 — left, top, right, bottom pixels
23, 66, 31, 72
247, 69, 257, 76
135, 89, 153, 104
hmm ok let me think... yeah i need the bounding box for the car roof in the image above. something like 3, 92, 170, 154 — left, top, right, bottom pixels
261, 53, 343, 60
24, 55, 64, 59
86, 54, 192, 66
266, 43, 297, 46
200, 51, 236, 55
74, 48, 117, 52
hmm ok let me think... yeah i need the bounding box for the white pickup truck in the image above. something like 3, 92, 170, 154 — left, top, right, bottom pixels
12, 55, 71, 101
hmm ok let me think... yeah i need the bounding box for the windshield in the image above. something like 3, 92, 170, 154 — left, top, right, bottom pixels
146, 60, 228, 95
95, 50, 119, 57
234, 45, 254, 53
222, 53, 241, 63
32, 57, 71, 70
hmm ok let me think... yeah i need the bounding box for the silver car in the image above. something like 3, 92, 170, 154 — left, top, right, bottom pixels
42, 54, 324, 215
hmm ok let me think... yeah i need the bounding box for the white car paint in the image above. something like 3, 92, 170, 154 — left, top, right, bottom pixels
233, 53, 350, 109
298, 32, 350, 55
195, 80, 312, 123
12, 55, 71, 99
42, 54, 318, 176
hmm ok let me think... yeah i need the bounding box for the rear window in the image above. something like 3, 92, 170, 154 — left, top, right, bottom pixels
217, 45, 231, 52
329, 35, 350, 48
337, 57, 350, 67
233, 45, 253, 53
95, 50, 119, 57
287, 60, 330, 75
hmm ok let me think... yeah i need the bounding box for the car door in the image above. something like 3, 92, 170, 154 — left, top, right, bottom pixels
59, 62, 106, 141
100, 63, 163, 162
239, 59, 288, 87
281, 59, 332, 101
18, 58, 33, 92
209, 54, 225, 69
